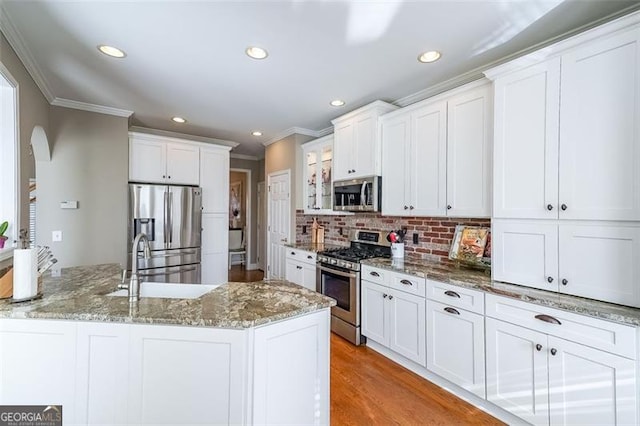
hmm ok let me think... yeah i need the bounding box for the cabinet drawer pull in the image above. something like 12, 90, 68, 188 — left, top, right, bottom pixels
534, 314, 561, 325
307, 255, 313, 259
444, 307, 460, 315
444, 290, 460, 298
370, 271, 380, 277
296, 266, 303, 270
399, 279, 413, 286
291, 251, 295, 255
536, 344, 542, 351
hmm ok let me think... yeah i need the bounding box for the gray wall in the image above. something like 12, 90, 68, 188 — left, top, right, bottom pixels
36, 106, 129, 268
0, 31, 49, 237
230, 157, 263, 266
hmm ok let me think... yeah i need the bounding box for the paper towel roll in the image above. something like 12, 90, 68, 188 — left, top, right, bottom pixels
13, 248, 38, 300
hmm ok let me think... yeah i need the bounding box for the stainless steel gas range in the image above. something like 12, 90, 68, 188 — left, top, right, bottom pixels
316, 230, 391, 345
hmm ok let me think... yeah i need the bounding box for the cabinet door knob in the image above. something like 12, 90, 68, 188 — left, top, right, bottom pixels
162, 175, 166, 178
444, 290, 460, 298
296, 265, 302, 270
547, 204, 553, 211
447, 205, 452, 210
409, 205, 414, 210
307, 255, 313, 259
562, 278, 568, 286
561, 204, 567, 211
383, 293, 388, 298
444, 307, 460, 315
352, 169, 356, 173
404, 206, 408, 210
550, 348, 557, 356
536, 344, 542, 351
547, 276, 554, 283
388, 295, 394, 300
291, 251, 295, 255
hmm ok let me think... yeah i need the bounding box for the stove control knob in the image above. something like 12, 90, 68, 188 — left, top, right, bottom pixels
345, 262, 352, 269
330, 259, 337, 265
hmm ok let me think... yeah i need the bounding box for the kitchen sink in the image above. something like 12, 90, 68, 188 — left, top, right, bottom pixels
107, 282, 219, 299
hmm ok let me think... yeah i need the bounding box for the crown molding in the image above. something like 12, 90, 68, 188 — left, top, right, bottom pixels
0, 3, 55, 102
129, 126, 239, 149
316, 126, 333, 137
263, 126, 322, 147
51, 97, 134, 117
230, 153, 261, 161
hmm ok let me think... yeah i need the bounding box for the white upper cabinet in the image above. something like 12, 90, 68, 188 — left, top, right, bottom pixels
381, 82, 490, 218
488, 21, 640, 222
332, 101, 398, 181
302, 135, 334, 214
492, 58, 560, 219
446, 84, 493, 217
129, 133, 200, 185
559, 27, 640, 221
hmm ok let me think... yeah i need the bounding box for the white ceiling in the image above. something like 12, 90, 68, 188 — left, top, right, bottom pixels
2, 0, 639, 157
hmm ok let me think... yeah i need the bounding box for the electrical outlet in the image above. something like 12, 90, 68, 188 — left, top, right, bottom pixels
413, 233, 419, 244
52, 230, 63, 242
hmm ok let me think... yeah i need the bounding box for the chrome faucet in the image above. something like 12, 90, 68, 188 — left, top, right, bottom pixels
129, 232, 151, 303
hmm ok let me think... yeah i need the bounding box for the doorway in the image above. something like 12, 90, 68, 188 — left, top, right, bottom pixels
266, 169, 291, 279
229, 168, 252, 273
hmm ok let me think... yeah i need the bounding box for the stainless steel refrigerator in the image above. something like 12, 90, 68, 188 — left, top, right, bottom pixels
128, 183, 202, 283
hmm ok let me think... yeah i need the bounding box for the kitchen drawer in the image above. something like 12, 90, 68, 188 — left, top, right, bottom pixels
486, 294, 637, 359
388, 272, 426, 298
285, 248, 316, 266
427, 280, 485, 314
361, 265, 387, 286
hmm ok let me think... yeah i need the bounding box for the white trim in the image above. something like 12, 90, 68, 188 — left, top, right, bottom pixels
246, 263, 259, 271
301, 133, 333, 148
230, 153, 261, 161
129, 128, 237, 150
394, 74, 486, 107
51, 97, 133, 118
0, 4, 55, 102
230, 168, 252, 269
316, 126, 333, 138
0, 60, 20, 246
330, 100, 397, 125
263, 127, 322, 147
0, 247, 14, 263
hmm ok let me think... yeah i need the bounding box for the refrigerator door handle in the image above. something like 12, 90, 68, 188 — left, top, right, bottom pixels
168, 191, 173, 244
163, 191, 169, 248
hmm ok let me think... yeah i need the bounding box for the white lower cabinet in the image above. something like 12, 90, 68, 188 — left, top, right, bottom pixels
426, 300, 485, 398
285, 249, 317, 291
486, 317, 638, 426
202, 213, 229, 285
361, 279, 426, 366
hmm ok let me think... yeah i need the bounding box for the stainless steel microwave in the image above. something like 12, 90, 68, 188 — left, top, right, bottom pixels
333, 176, 381, 212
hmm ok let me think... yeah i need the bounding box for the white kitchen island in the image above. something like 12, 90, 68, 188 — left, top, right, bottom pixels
0, 264, 334, 425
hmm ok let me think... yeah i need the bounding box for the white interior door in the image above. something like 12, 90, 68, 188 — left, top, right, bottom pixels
267, 170, 290, 279
257, 181, 266, 271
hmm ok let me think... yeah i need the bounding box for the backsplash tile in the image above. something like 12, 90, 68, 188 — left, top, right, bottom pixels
295, 210, 490, 263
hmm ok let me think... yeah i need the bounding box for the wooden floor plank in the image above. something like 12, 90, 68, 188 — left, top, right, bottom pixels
228, 265, 264, 282
330, 333, 504, 425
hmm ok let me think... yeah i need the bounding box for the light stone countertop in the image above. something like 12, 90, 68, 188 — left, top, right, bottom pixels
362, 258, 640, 327
285, 242, 346, 252
0, 264, 335, 329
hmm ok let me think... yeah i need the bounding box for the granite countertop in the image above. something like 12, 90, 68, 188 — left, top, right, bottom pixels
0, 264, 335, 329
362, 258, 640, 327
285, 242, 346, 252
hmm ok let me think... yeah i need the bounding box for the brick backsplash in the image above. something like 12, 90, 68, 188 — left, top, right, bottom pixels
295, 210, 490, 263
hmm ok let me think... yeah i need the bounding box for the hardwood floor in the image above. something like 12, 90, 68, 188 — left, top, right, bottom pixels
330, 334, 503, 426
228, 265, 264, 282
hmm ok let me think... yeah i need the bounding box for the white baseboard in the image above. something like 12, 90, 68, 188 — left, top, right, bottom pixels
365, 340, 525, 425
246, 263, 259, 270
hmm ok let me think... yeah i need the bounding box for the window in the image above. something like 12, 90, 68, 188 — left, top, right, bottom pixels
0, 64, 18, 253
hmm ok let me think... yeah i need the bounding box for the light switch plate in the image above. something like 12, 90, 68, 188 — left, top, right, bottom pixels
52, 230, 63, 242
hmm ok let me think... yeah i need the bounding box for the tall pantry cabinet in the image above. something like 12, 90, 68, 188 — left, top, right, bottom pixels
487, 15, 640, 307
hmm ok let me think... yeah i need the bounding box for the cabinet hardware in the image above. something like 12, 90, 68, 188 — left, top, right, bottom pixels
561, 278, 568, 286
444, 290, 460, 298
168, 176, 171, 179
447, 205, 452, 210
534, 314, 562, 325
291, 251, 295, 255
296, 266, 303, 270
370, 271, 380, 277
409, 206, 414, 210
399, 279, 413, 286
162, 175, 166, 178
550, 348, 557, 356
383, 293, 388, 298
547, 204, 553, 211
388, 295, 394, 300
444, 307, 460, 315
404, 206, 408, 210
547, 276, 554, 283
561, 204, 567, 211
536, 344, 542, 351
307, 255, 313, 259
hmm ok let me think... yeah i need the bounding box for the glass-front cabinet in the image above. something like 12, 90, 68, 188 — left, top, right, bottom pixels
302, 134, 334, 214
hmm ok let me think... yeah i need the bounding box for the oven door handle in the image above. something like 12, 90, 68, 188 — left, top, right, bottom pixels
317, 264, 357, 279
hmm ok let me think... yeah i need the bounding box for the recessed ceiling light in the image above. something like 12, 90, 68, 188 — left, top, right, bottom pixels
418, 50, 441, 63
171, 117, 187, 124
245, 46, 268, 60
252, 131, 263, 136
330, 99, 346, 107
97, 45, 126, 58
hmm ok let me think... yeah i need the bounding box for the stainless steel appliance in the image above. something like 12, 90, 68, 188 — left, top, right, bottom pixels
127, 183, 202, 283
333, 176, 381, 212
316, 230, 391, 345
